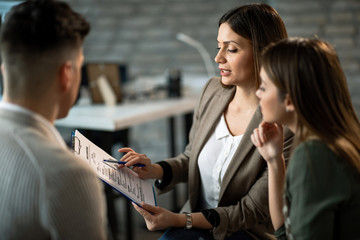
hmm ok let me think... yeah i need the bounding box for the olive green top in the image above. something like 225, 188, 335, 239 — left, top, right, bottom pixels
275, 140, 360, 240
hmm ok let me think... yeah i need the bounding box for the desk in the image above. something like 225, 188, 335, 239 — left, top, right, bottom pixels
55, 96, 197, 240
56, 97, 196, 131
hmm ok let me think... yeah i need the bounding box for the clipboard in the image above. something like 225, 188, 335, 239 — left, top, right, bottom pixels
71, 130, 157, 207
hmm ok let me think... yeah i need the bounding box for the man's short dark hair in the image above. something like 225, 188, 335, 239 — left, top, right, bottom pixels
0, 0, 90, 55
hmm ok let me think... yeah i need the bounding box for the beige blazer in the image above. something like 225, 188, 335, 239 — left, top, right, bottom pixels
157, 77, 293, 240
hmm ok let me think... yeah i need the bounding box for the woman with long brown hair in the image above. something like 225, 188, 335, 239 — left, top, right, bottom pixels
252, 38, 360, 239
118, 4, 293, 240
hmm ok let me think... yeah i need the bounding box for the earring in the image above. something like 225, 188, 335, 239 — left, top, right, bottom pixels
285, 108, 290, 112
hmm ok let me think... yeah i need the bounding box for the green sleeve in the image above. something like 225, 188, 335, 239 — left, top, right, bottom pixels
274, 225, 286, 240
286, 141, 350, 240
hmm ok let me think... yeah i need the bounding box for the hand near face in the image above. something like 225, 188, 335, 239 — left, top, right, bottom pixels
251, 121, 284, 165
132, 202, 180, 231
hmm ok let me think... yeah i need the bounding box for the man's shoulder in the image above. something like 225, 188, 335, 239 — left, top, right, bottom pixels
31, 138, 93, 177
0, 123, 93, 177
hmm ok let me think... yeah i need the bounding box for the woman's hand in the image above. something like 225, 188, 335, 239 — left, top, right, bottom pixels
251, 121, 284, 165
132, 202, 184, 231
117, 147, 163, 180
252, 121, 286, 229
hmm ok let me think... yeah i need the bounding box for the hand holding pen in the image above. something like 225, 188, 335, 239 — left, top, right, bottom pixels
103, 159, 145, 167
116, 147, 161, 180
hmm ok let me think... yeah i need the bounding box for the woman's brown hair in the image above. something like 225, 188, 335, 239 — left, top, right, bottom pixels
262, 38, 360, 172
219, 3, 288, 88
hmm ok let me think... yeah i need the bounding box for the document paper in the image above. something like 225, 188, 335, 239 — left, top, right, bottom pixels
72, 130, 156, 206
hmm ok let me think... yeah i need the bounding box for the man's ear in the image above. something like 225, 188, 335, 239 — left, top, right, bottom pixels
58, 60, 73, 92
284, 94, 295, 112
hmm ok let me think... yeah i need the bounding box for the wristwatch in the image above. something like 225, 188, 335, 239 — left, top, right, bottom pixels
184, 212, 192, 229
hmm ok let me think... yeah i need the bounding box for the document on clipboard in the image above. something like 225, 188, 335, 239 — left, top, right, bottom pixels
71, 130, 157, 206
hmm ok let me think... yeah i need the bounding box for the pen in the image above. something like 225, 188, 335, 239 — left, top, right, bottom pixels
103, 159, 145, 167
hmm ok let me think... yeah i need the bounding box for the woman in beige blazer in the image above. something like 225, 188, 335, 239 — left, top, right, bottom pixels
119, 4, 293, 240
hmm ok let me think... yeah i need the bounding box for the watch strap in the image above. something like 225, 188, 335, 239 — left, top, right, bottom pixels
183, 212, 192, 229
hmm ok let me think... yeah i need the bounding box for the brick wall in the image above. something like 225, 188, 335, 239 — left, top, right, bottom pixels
67, 0, 251, 77
66, 0, 360, 112
274, 0, 360, 113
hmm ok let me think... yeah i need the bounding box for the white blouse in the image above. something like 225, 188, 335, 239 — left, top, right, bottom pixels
197, 114, 243, 209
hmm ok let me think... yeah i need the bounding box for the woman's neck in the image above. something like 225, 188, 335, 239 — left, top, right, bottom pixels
223, 85, 259, 136
232, 85, 259, 110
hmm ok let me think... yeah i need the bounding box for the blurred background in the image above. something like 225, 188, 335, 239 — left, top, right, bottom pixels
1, 0, 360, 239
69, 0, 360, 112
69, 0, 360, 83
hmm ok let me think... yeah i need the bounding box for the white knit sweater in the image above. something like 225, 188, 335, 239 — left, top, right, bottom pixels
0, 106, 107, 239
